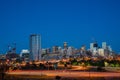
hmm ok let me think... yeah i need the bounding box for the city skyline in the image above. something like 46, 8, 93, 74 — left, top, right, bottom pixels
0, 34, 115, 54
0, 0, 120, 53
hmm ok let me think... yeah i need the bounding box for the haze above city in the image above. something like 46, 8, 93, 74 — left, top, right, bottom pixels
0, 0, 120, 53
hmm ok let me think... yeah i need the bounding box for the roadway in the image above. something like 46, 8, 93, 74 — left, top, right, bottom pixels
6, 70, 120, 78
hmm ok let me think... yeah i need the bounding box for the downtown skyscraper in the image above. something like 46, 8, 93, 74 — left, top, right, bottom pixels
30, 34, 41, 61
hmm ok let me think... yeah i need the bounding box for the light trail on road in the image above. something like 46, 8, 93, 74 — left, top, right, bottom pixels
6, 70, 120, 78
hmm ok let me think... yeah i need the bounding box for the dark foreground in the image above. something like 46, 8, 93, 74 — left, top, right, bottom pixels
1, 74, 120, 80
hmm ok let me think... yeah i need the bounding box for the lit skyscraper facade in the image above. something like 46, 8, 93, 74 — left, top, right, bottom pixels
90, 42, 98, 56
30, 34, 41, 61
63, 42, 68, 49
102, 42, 107, 49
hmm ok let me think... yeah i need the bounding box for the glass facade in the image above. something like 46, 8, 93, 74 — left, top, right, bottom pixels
30, 34, 41, 61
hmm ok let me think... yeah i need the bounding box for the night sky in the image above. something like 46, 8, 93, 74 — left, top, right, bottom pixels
0, 0, 120, 53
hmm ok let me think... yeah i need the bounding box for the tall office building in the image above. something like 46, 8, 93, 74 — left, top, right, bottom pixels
90, 42, 98, 49
90, 42, 98, 56
30, 34, 41, 61
52, 46, 58, 53
93, 42, 98, 48
90, 43, 94, 50
63, 42, 68, 49
102, 42, 107, 49
67, 47, 73, 56
98, 48, 105, 57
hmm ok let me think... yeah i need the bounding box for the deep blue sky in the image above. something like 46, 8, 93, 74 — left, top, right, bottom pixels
0, 0, 120, 53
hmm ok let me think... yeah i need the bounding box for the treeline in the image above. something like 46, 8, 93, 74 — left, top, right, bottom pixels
60, 58, 120, 67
